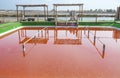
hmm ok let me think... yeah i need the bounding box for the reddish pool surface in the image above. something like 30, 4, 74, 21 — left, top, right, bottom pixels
0, 27, 120, 78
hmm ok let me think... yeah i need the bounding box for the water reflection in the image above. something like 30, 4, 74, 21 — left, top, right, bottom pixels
84, 28, 106, 59
18, 29, 49, 44
113, 29, 120, 42
18, 28, 49, 57
1, 27, 120, 78
16, 27, 120, 58
54, 28, 82, 45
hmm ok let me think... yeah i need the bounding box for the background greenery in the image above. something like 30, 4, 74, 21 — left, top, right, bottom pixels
0, 21, 120, 34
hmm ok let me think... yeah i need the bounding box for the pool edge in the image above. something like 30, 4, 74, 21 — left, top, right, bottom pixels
0, 26, 24, 37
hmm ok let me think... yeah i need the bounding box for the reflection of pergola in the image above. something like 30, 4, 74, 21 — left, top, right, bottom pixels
18, 28, 49, 44
16, 4, 48, 21
53, 4, 84, 26
54, 27, 82, 45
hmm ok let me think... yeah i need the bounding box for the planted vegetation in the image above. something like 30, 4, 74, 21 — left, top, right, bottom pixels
0, 22, 21, 34
21, 21, 55, 26
79, 22, 120, 28
0, 21, 120, 34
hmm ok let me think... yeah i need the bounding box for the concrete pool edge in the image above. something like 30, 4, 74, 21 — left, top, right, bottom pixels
0, 25, 120, 38
23, 25, 120, 30
0, 26, 24, 37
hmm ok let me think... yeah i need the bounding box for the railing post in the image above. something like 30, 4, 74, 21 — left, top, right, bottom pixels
41, 30, 43, 37
88, 30, 90, 38
84, 27, 86, 34
94, 35, 96, 45
22, 44, 25, 52
103, 44, 105, 53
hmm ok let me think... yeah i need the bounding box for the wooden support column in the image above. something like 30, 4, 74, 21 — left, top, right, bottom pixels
44, 6, 46, 21
56, 6, 58, 25
118, 7, 120, 20
53, 5, 55, 18
79, 5, 81, 21
16, 5, 18, 21
81, 5, 83, 22
47, 6, 48, 20
23, 7, 26, 19
54, 5, 57, 25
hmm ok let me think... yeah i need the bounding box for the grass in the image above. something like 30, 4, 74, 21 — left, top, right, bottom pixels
0, 22, 21, 34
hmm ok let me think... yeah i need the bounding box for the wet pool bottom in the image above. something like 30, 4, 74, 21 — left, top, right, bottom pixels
0, 27, 120, 78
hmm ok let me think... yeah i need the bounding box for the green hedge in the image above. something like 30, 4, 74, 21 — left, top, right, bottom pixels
0, 21, 120, 34
79, 22, 120, 28
79, 22, 114, 26
21, 21, 55, 26
0, 22, 21, 34
21, 21, 120, 28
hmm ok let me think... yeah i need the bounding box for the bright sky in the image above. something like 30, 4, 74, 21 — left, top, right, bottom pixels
0, 0, 120, 10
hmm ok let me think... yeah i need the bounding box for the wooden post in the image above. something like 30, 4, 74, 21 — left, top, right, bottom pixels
25, 29, 27, 37
118, 7, 120, 20
16, 5, 18, 21
103, 44, 105, 53
54, 5, 57, 25
53, 5, 55, 18
54, 29, 57, 41
56, 6, 58, 25
79, 5, 81, 21
81, 5, 83, 22
22, 44, 25, 52
44, 6, 46, 21
45, 29, 46, 39
95, 15, 97, 22
23, 7, 26, 19
47, 6, 48, 21
93, 35, 96, 45
88, 30, 90, 38
41, 30, 43, 37
38, 30, 40, 37
47, 28, 49, 39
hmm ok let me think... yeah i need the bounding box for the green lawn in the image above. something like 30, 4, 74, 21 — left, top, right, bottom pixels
0, 22, 21, 34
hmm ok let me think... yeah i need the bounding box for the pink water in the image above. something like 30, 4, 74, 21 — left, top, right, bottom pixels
0, 27, 120, 78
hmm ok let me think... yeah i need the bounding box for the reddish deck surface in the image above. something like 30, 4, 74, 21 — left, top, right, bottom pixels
0, 27, 120, 78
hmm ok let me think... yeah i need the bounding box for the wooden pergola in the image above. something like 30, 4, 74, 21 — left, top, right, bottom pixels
53, 4, 84, 26
115, 6, 120, 20
16, 4, 48, 21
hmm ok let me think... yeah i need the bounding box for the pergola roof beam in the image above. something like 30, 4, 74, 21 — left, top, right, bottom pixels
16, 4, 48, 7
53, 4, 83, 6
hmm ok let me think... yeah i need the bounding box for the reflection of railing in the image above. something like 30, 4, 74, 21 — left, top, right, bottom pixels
18, 27, 48, 57
84, 27, 106, 58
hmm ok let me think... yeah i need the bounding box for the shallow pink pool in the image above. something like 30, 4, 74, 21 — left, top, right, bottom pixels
0, 27, 120, 78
